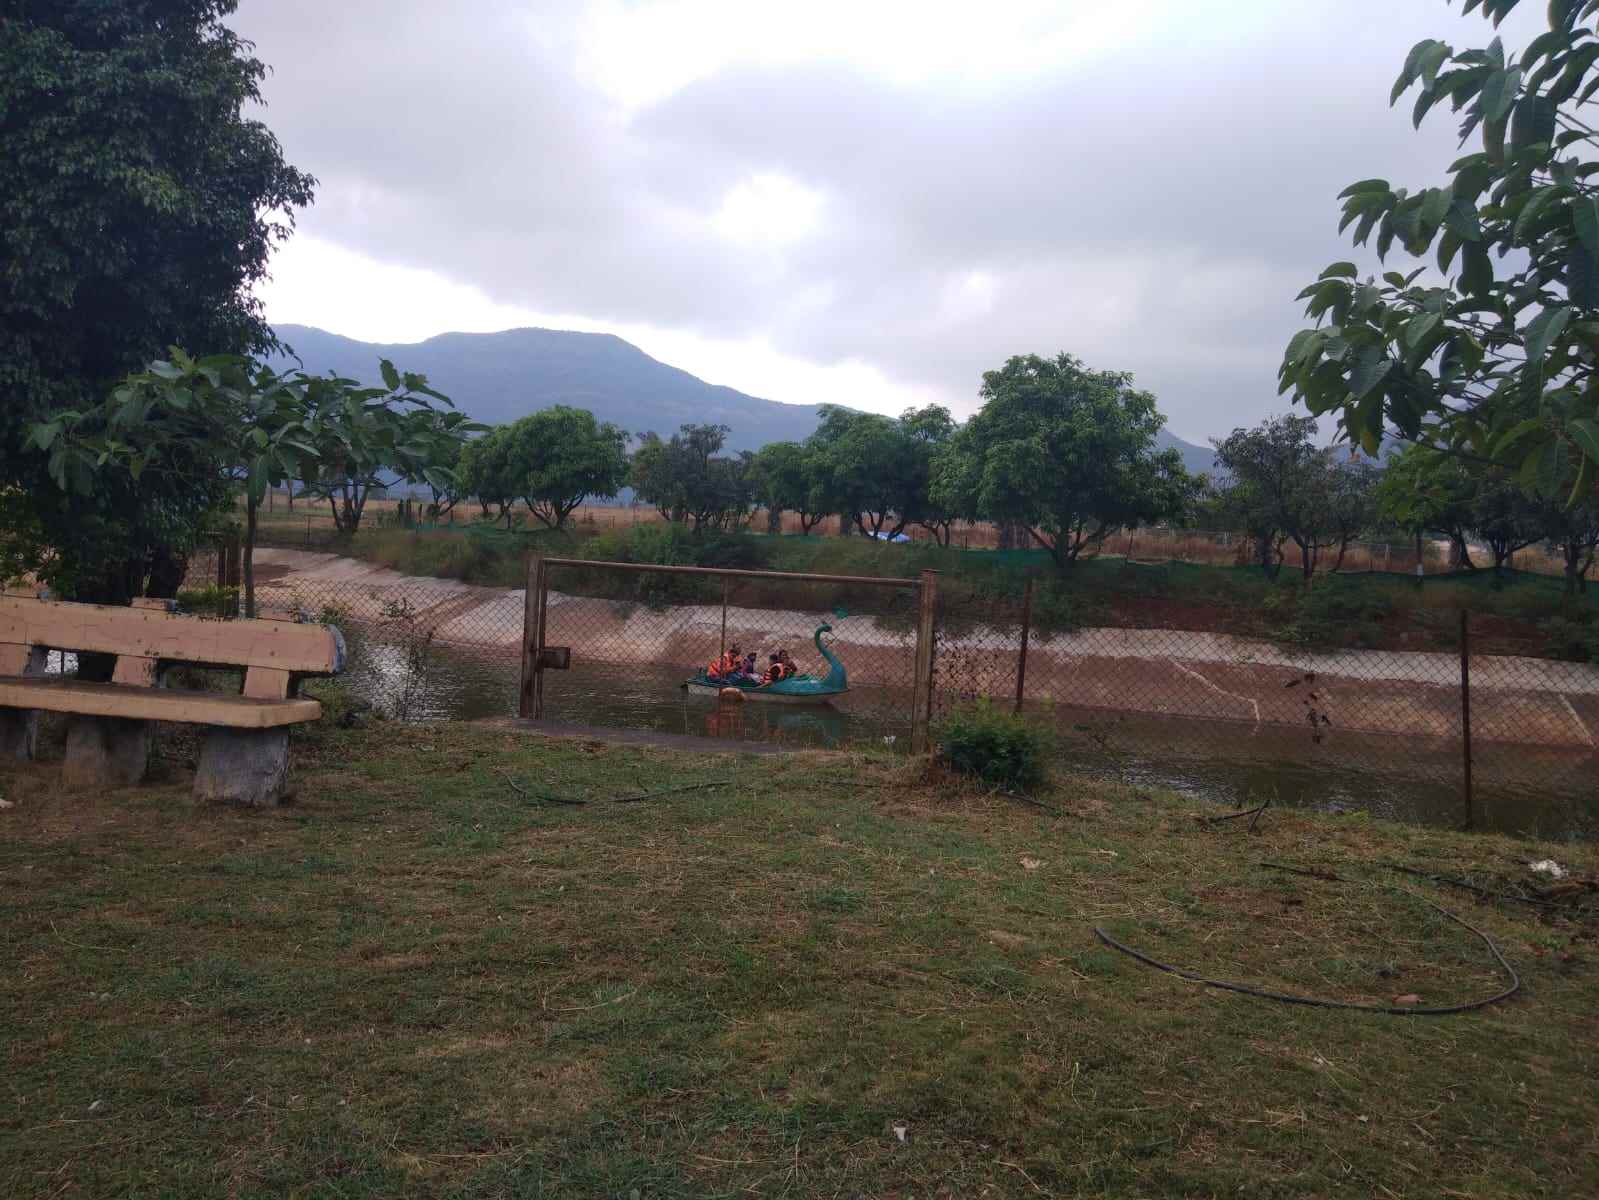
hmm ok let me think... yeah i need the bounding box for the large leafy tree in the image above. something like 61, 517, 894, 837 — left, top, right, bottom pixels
1, 1, 314, 597
460, 427, 520, 525
500, 406, 629, 530
34, 354, 471, 615
751, 441, 829, 534
1279, 0, 1599, 502
631, 424, 756, 532
1212, 416, 1381, 580
804, 405, 953, 540
931, 354, 1194, 568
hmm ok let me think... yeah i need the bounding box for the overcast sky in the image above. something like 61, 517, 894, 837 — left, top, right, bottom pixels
237, 0, 1543, 442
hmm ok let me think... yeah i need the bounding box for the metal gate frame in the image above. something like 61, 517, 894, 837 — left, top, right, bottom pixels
519, 556, 940, 752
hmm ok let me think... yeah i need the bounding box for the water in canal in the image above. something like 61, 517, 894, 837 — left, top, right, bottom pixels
342, 639, 1598, 841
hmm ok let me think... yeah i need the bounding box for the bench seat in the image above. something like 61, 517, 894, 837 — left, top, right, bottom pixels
0, 591, 345, 805
0, 677, 321, 728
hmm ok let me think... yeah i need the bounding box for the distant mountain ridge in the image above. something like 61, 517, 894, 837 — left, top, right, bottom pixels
269, 324, 828, 453
269, 324, 1215, 472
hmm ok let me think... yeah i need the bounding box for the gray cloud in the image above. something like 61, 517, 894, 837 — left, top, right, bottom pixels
235, 0, 1545, 441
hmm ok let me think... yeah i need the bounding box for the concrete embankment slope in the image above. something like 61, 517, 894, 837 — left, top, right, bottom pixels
252, 548, 1599, 749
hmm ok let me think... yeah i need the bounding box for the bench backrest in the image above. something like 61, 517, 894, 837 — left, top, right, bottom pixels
0, 595, 344, 698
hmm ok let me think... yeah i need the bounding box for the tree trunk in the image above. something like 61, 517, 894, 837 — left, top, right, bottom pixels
244, 496, 258, 619
1332, 537, 1350, 573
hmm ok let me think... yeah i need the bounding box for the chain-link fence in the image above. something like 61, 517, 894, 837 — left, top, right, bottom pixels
530, 559, 928, 749
933, 582, 1598, 834
180, 543, 525, 721
174, 540, 1596, 832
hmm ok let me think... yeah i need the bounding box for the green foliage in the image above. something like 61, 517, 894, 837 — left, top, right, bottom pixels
31, 352, 474, 614
174, 584, 240, 620
501, 406, 629, 529
935, 700, 1052, 792
751, 440, 829, 533
0, 0, 313, 600
1542, 613, 1599, 661
1280, 1, 1599, 500
1212, 416, 1381, 579
630, 424, 756, 531
804, 404, 956, 542
931, 354, 1196, 568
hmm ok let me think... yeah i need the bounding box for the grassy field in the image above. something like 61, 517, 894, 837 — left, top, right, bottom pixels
3, 720, 1596, 1197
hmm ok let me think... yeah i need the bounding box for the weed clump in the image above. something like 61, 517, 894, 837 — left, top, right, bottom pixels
935, 700, 1051, 792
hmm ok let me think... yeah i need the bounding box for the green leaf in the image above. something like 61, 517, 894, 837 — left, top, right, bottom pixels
1513, 185, 1566, 243
1460, 240, 1494, 295
1525, 304, 1573, 368
1479, 66, 1520, 122
1568, 243, 1599, 308
1319, 262, 1358, 280
1510, 92, 1557, 152
1419, 187, 1451, 233
1574, 196, 1599, 259
1569, 417, 1599, 466
380, 359, 401, 391
1337, 178, 1391, 199
1406, 312, 1442, 350
1349, 348, 1393, 399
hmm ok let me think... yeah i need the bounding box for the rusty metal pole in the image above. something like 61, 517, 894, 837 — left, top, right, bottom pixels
719, 577, 729, 662
911, 569, 939, 754
1460, 609, 1473, 831
1014, 576, 1034, 715
520, 555, 547, 719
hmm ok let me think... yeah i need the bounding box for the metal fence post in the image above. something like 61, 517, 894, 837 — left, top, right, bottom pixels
1459, 609, 1473, 830
1014, 575, 1034, 715
520, 555, 547, 719
719, 577, 729, 661
911, 569, 939, 754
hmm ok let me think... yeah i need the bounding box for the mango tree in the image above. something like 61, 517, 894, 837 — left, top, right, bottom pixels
1280, 0, 1599, 502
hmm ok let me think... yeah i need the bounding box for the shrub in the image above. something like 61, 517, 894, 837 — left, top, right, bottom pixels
174, 584, 239, 619
935, 700, 1052, 792
1543, 615, 1599, 663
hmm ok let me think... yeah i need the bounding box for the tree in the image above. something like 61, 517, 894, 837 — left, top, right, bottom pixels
32, 354, 471, 616
501, 407, 629, 530
460, 428, 519, 525
1375, 446, 1482, 568
899, 405, 959, 545
1279, 1, 1599, 503
1213, 417, 1380, 580
1543, 494, 1599, 592
630, 424, 756, 531
1, 1, 314, 599
295, 364, 472, 539
931, 354, 1194, 568
804, 406, 951, 540
751, 441, 829, 534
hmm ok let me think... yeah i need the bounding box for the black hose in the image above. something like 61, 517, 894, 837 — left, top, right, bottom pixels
1094, 877, 1520, 1016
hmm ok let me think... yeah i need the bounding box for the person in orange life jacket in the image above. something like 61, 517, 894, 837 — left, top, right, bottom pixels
741, 652, 759, 680
707, 644, 742, 679
760, 649, 799, 686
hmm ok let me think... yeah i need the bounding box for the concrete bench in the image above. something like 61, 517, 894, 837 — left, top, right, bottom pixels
0, 591, 345, 806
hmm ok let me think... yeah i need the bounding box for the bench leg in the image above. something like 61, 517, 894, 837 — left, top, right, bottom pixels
62, 717, 149, 789
0, 709, 39, 761
194, 728, 291, 807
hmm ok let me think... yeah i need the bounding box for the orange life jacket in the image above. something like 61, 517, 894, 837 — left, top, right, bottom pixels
708, 651, 739, 678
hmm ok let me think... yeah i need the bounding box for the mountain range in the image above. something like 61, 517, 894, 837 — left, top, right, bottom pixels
269, 324, 1215, 473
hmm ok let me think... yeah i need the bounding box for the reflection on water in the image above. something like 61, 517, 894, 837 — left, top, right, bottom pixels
337, 638, 1597, 840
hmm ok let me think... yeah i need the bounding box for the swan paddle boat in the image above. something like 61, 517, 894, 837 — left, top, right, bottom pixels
683, 623, 848, 705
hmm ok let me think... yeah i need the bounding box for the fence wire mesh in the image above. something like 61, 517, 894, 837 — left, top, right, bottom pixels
931, 584, 1598, 832
537, 561, 923, 748
176, 541, 1596, 832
